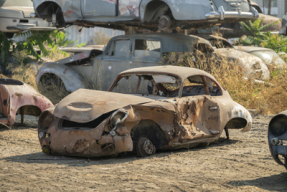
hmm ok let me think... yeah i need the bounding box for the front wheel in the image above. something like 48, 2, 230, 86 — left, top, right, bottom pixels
136, 136, 156, 157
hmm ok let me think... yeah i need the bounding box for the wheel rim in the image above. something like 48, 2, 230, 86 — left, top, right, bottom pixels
137, 137, 155, 157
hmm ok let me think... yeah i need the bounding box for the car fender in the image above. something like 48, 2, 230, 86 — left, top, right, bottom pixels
140, 0, 212, 21
36, 63, 88, 93
33, 0, 82, 22
228, 103, 252, 132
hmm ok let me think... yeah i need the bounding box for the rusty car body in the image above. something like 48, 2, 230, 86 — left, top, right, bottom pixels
268, 110, 287, 169
37, 65, 252, 157
33, 0, 258, 31
0, 78, 53, 126
0, 0, 57, 38
36, 33, 271, 94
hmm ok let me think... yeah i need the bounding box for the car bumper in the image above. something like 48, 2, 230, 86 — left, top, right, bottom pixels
205, 6, 259, 20
0, 17, 57, 33
269, 138, 287, 169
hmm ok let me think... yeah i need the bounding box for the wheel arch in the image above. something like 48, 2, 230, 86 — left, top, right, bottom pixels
16, 105, 42, 116
36, 64, 88, 93
130, 119, 166, 150
35, 1, 65, 27
140, 0, 211, 21
224, 117, 248, 129
141, 0, 173, 22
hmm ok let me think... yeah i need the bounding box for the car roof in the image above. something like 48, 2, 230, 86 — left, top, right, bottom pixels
110, 33, 212, 53
119, 65, 216, 81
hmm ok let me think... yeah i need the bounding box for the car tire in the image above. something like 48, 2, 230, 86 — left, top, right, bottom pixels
136, 136, 156, 157
158, 15, 171, 31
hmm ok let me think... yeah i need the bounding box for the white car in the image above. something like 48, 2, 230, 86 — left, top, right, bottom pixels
0, 0, 57, 38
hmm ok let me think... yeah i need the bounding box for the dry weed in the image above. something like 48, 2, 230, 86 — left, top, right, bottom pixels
37, 74, 69, 104
6, 51, 37, 89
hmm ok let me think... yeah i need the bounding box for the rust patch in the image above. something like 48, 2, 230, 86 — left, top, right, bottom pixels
63, 68, 69, 74
33, 96, 37, 103
15, 92, 23, 97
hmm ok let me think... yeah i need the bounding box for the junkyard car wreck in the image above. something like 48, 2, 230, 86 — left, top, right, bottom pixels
268, 110, 287, 169
33, 0, 259, 31
0, 78, 53, 126
38, 66, 252, 157
36, 33, 271, 94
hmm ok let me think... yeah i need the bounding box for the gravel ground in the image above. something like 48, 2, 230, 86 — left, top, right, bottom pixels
0, 115, 287, 192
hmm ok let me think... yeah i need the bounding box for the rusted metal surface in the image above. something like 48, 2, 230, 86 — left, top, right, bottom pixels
0, 79, 53, 126
38, 65, 252, 157
214, 48, 270, 80
235, 46, 286, 68
33, 0, 258, 30
268, 110, 287, 169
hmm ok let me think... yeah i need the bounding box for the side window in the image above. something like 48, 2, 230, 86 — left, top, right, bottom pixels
134, 39, 161, 59
206, 77, 222, 96
181, 75, 207, 97
105, 39, 130, 58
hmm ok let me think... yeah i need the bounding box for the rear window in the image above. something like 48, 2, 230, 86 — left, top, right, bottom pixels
134, 39, 161, 59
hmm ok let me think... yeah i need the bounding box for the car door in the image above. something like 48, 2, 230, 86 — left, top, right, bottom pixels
118, 0, 141, 18
81, 0, 117, 18
130, 37, 163, 68
96, 38, 132, 91
177, 75, 222, 141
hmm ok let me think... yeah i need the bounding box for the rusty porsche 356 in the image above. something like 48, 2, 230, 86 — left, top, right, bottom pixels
268, 110, 287, 169
38, 66, 252, 157
0, 78, 53, 126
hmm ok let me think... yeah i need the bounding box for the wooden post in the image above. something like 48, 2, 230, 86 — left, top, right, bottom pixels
20, 107, 24, 124
268, 0, 272, 15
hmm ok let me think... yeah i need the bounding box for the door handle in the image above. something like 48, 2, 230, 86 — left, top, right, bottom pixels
209, 106, 218, 110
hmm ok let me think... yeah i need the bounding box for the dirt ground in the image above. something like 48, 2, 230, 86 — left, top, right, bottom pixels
0, 115, 287, 192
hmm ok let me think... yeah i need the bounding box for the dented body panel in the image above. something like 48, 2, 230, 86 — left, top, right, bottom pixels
38, 66, 252, 157
33, 0, 258, 30
0, 79, 53, 126
234, 46, 286, 68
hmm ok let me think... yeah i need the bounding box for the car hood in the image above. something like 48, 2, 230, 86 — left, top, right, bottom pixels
53, 89, 154, 123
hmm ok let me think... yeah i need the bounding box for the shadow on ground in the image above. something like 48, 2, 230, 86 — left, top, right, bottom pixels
228, 172, 287, 191
2, 138, 238, 167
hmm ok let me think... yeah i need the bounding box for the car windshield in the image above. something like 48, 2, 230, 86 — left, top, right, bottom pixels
0, 0, 33, 7
209, 39, 233, 49
111, 74, 181, 99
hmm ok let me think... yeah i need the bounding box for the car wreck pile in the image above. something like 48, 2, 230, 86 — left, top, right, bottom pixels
1, 0, 287, 171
